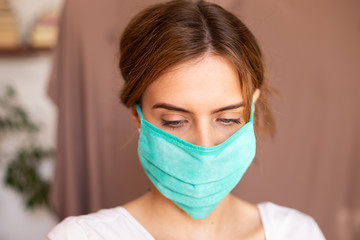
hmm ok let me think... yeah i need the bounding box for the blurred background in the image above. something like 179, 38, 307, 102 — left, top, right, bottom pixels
0, 0, 359, 239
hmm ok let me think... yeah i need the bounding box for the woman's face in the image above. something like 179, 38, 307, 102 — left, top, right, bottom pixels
132, 54, 259, 147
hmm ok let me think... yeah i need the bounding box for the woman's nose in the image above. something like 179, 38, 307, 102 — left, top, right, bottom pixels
194, 123, 216, 147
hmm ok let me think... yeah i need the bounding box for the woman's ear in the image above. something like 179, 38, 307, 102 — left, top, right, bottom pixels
252, 88, 261, 104
131, 106, 141, 132
252, 88, 261, 112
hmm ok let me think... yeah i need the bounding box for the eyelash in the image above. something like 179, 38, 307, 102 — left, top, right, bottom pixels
217, 118, 242, 125
161, 120, 186, 129
161, 118, 241, 129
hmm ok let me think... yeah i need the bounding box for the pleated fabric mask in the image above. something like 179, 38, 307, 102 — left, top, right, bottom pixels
135, 102, 256, 220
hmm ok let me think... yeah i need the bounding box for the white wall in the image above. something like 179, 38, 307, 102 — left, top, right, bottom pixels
0, 54, 58, 240
0, 1, 63, 239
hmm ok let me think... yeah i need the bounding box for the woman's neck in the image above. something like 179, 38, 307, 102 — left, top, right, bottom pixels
123, 186, 264, 239
144, 186, 236, 238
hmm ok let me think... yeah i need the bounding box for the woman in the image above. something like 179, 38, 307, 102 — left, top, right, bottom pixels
47, 0, 325, 239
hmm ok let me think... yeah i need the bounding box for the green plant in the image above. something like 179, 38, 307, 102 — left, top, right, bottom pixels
0, 85, 52, 209
0, 86, 38, 132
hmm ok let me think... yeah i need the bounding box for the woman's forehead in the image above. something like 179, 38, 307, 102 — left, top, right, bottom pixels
141, 54, 243, 111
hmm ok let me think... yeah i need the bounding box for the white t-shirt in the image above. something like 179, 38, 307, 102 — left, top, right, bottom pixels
47, 202, 325, 239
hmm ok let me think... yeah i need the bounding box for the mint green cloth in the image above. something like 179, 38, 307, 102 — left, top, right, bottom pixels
136, 104, 256, 219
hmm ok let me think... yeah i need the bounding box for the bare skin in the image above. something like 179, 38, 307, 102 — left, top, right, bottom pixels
124, 54, 265, 239
123, 188, 264, 240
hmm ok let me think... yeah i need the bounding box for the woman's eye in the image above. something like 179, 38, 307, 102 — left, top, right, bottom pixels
218, 118, 241, 125
161, 120, 186, 129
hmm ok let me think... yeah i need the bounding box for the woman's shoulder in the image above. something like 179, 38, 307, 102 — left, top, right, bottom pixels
46, 206, 154, 240
257, 202, 325, 240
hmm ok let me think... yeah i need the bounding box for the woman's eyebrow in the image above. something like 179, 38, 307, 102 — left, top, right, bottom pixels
211, 103, 244, 114
152, 102, 244, 114
152, 103, 192, 113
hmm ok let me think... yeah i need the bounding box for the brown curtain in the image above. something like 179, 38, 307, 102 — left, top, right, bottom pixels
48, 0, 153, 219
48, 0, 360, 239
229, 1, 360, 240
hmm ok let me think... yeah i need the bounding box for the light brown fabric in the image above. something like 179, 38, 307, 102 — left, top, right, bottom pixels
231, 1, 360, 240
48, 0, 154, 219
49, 0, 360, 239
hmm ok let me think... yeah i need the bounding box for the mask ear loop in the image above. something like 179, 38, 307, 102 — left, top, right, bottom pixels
135, 104, 144, 123
249, 99, 254, 123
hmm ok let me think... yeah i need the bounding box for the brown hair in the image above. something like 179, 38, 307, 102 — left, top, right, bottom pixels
119, 0, 275, 136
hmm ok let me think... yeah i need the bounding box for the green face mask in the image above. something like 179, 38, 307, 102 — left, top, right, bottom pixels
135, 103, 256, 220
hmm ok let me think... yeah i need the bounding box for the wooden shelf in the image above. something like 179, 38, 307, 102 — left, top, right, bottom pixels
0, 46, 53, 56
